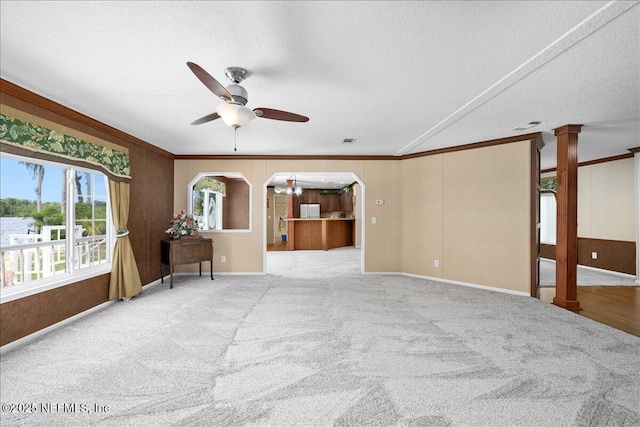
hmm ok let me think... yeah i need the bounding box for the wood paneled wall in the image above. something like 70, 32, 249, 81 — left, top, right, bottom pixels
0, 80, 175, 347
541, 239, 636, 275
222, 178, 250, 230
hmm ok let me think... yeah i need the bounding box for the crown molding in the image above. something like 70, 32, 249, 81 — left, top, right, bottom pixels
541, 153, 634, 174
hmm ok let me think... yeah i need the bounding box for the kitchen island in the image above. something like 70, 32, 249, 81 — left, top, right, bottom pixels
286, 218, 354, 251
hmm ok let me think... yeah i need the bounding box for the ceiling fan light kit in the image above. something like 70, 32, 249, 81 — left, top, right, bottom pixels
187, 62, 309, 150
215, 103, 256, 128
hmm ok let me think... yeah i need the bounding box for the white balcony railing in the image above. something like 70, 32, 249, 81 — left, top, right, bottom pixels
1, 225, 109, 288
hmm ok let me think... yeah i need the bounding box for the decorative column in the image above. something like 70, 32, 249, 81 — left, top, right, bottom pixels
631, 147, 640, 284
553, 124, 582, 310
286, 179, 295, 251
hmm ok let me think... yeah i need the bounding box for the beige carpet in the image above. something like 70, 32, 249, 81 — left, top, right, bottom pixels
1, 248, 638, 426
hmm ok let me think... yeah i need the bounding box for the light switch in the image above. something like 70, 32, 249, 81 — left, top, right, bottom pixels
376, 199, 384, 205
372, 217, 377, 224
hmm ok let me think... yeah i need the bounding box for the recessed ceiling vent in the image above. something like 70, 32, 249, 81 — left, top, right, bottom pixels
341, 138, 357, 144
511, 121, 545, 131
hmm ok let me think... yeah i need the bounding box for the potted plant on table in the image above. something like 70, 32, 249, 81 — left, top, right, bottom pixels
166, 211, 200, 240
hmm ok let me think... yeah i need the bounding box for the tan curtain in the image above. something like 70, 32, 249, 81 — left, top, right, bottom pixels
108, 180, 142, 300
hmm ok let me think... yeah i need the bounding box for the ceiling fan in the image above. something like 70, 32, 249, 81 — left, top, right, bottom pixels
187, 62, 309, 130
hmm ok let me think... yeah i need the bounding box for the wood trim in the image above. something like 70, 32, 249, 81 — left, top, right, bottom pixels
1, 79, 174, 159
541, 153, 634, 173
531, 139, 542, 297
401, 132, 544, 159
186, 148, 634, 170
553, 124, 582, 310
175, 154, 398, 160
628, 147, 640, 154
570, 153, 633, 168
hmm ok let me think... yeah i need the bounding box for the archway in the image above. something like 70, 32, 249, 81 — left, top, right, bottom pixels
263, 172, 366, 274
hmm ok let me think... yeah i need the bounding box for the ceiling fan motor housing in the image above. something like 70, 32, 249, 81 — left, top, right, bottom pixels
227, 84, 248, 105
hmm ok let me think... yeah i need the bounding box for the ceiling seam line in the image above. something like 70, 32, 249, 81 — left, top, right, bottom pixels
394, 0, 637, 157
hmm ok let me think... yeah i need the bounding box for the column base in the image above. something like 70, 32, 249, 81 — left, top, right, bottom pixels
553, 297, 581, 311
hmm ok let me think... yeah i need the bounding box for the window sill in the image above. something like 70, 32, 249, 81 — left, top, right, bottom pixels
0, 264, 112, 304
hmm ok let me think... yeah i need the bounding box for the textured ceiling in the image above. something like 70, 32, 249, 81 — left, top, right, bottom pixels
1, 1, 638, 172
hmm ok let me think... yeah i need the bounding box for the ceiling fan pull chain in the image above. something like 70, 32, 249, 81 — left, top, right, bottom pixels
234, 126, 238, 152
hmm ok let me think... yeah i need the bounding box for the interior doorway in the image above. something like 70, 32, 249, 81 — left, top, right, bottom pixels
263, 172, 365, 274
269, 195, 288, 251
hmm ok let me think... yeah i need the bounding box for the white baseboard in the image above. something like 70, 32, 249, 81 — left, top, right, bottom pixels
213, 272, 266, 276
363, 271, 404, 276
402, 272, 530, 297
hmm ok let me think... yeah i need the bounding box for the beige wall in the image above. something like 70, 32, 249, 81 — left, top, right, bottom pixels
578, 158, 635, 241
175, 143, 534, 292
402, 141, 533, 293
542, 158, 635, 242
402, 155, 443, 278
174, 159, 403, 274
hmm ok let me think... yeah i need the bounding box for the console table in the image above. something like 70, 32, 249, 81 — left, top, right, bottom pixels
160, 237, 214, 288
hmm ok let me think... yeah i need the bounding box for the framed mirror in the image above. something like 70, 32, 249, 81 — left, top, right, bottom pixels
188, 172, 251, 232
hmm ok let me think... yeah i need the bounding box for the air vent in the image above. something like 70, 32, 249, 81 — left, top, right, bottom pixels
341, 138, 357, 144
511, 121, 545, 131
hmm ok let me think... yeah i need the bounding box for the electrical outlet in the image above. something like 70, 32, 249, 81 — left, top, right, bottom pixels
591, 252, 597, 259
221, 256, 227, 263
434, 260, 440, 267
376, 199, 384, 205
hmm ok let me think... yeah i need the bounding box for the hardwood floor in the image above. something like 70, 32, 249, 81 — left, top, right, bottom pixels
540, 286, 640, 337
267, 239, 288, 252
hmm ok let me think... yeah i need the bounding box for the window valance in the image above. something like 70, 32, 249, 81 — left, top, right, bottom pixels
193, 176, 226, 196
0, 113, 131, 181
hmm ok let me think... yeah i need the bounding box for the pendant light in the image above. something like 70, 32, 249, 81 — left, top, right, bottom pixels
286, 177, 302, 196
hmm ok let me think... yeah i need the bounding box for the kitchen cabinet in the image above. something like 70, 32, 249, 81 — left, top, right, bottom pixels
300, 189, 319, 204
286, 218, 354, 250
160, 237, 214, 288
319, 194, 340, 212
340, 190, 353, 212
